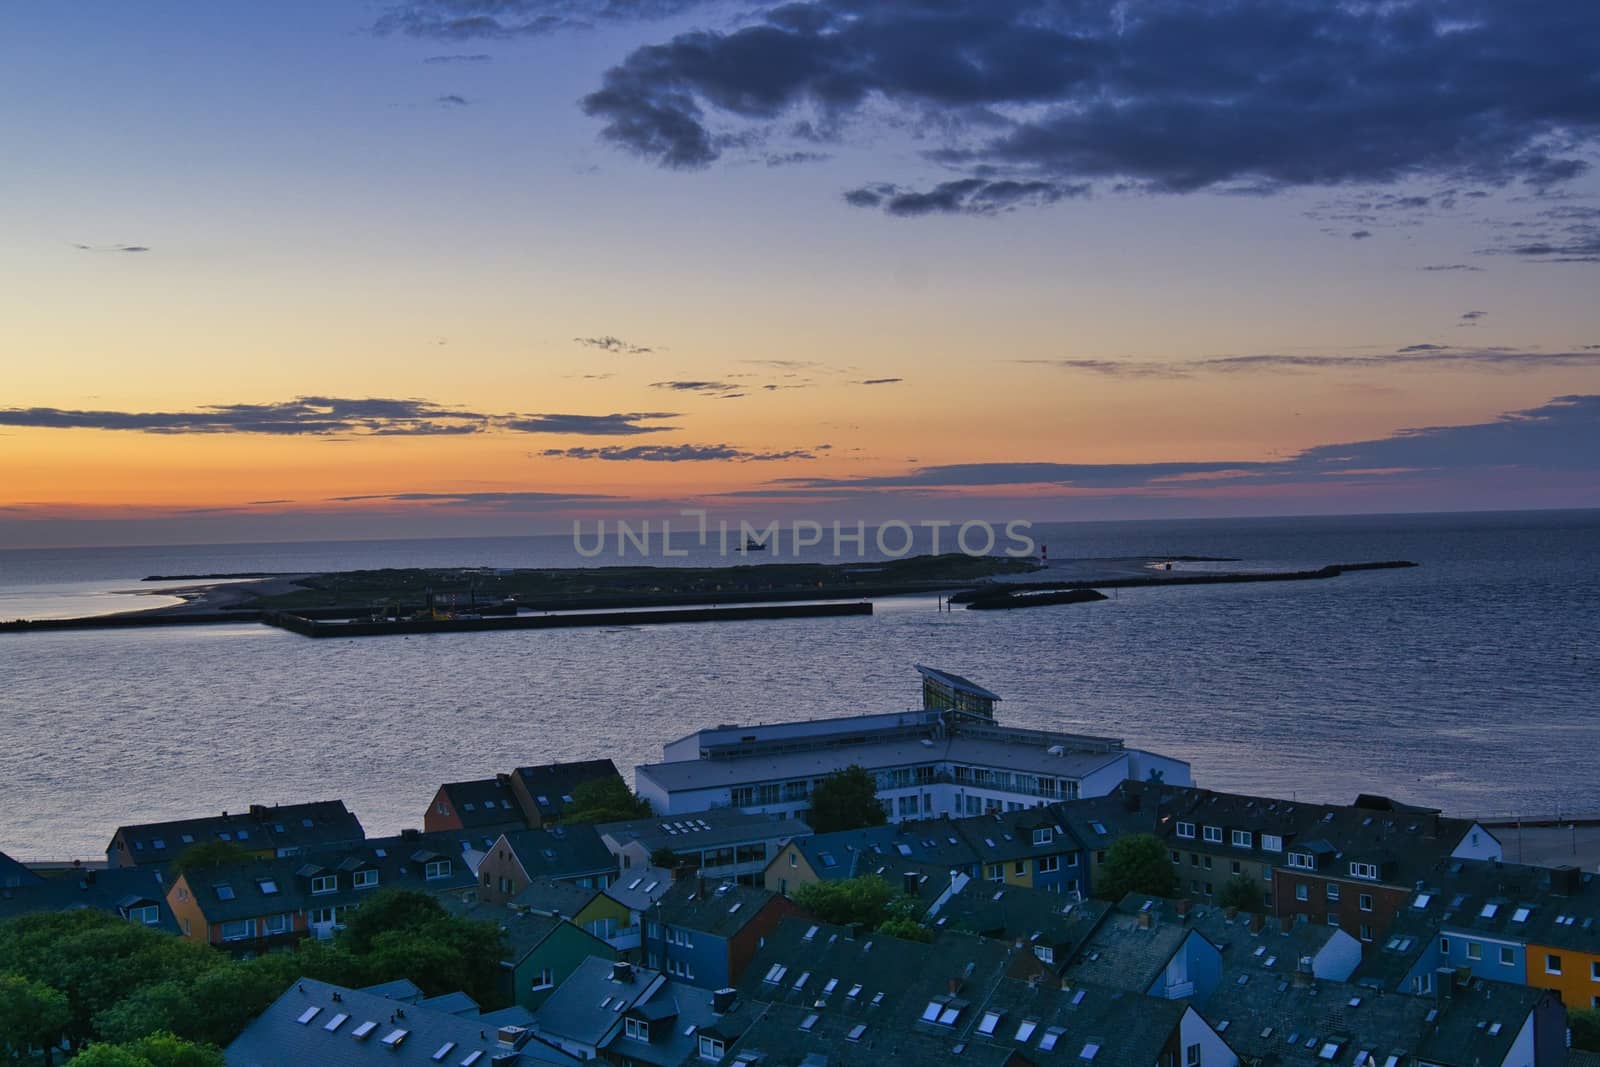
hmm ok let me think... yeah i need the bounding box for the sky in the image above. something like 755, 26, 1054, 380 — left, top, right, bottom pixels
2, 0, 1599, 547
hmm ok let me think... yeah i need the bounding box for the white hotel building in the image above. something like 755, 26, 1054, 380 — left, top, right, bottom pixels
635, 667, 1192, 821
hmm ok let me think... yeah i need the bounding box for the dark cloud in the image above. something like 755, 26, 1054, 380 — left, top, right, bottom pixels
423, 53, 493, 63
0, 399, 691, 438
0, 397, 487, 436
329, 490, 618, 508
73, 243, 149, 253
541, 442, 817, 461
374, 0, 709, 40
498, 411, 679, 435
856, 377, 903, 385
437, 94, 470, 107
1460, 310, 1488, 322
765, 151, 829, 167
1398, 344, 1448, 353
582, 0, 1600, 212
575, 335, 655, 354
1420, 264, 1485, 272
1017, 358, 1189, 379
1350, 230, 1373, 240
763, 395, 1600, 493
843, 179, 1088, 217
1479, 204, 1600, 263
650, 380, 741, 396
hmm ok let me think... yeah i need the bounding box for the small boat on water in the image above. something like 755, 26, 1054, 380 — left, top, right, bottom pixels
743, 539, 766, 551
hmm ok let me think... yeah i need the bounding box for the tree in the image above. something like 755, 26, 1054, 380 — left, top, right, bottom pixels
334, 889, 507, 1007
1095, 834, 1179, 901
561, 777, 651, 824
167, 841, 253, 881
876, 918, 933, 943
1572, 1008, 1600, 1052
70, 1033, 223, 1067
649, 847, 687, 870
336, 889, 447, 955
1217, 875, 1264, 913
792, 876, 895, 928
806, 766, 886, 834
0, 972, 69, 1063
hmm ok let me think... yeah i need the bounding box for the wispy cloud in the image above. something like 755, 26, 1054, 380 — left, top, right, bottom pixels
856, 378, 904, 386
650, 380, 743, 398
374, 0, 711, 40
72, 243, 149, 253
423, 53, 492, 64
1420, 264, 1485, 272
575, 335, 654, 354
0, 398, 683, 437
437, 94, 470, 107
1023, 346, 1600, 378
541, 443, 818, 461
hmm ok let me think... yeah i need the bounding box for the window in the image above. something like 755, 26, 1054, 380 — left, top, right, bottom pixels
1547, 953, 1563, 975
789, 852, 798, 868
624, 1018, 650, 1042
977, 1011, 1002, 1036
126, 905, 160, 925
1327, 913, 1340, 928
530, 968, 555, 990
1231, 830, 1252, 848
1295, 885, 1309, 902
1176, 821, 1195, 839
1033, 828, 1053, 845
424, 860, 451, 880
262, 914, 289, 935
1186, 1043, 1203, 1067
1034, 945, 1054, 964
1231, 861, 1241, 875
1203, 826, 1223, 843
1288, 852, 1315, 870
1590, 961, 1600, 982
1261, 834, 1283, 852
1440, 936, 1451, 954
310, 874, 336, 894
988, 864, 1003, 882
1013, 860, 1027, 876
353, 869, 378, 889
698, 1036, 725, 1061
1359, 893, 1373, 912
1467, 942, 1482, 961
1349, 862, 1378, 880
220, 919, 256, 942
1501, 947, 1516, 967
310, 907, 336, 925
1327, 883, 1340, 901
1359, 924, 1372, 942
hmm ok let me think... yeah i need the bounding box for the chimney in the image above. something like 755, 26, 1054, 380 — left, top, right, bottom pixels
1175, 899, 1193, 916
712, 988, 736, 1014
1553, 865, 1582, 896
947, 977, 963, 996
903, 871, 920, 896
1248, 913, 1265, 934
1292, 957, 1314, 988
1279, 915, 1294, 933
1224, 906, 1238, 921
496, 772, 511, 787
1136, 910, 1153, 929
611, 961, 635, 984
496, 1025, 532, 1049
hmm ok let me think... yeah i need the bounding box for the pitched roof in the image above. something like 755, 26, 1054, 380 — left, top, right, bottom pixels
225, 976, 579, 1066
175, 840, 474, 925
1120, 893, 1345, 979
438, 895, 571, 966
511, 877, 604, 919
496, 825, 615, 881
1060, 902, 1195, 994
110, 800, 366, 864
0, 865, 178, 933
437, 777, 527, 831
930, 881, 1110, 957
653, 879, 785, 940
605, 867, 676, 913
513, 760, 622, 821
1411, 856, 1600, 953
0, 850, 43, 888
953, 807, 1084, 865
790, 819, 981, 881
533, 956, 663, 1047
610, 980, 725, 1067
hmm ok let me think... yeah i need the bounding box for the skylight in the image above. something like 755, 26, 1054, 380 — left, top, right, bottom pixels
1039, 1027, 1064, 1051
1081, 1043, 1100, 1060
1016, 1020, 1038, 1041
847, 1024, 867, 1042
793, 971, 810, 990
381, 1029, 409, 1048
323, 1013, 349, 1032
1480, 903, 1499, 919
215, 884, 235, 900
764, 964, 787, 984
296, 1007, 321, 1024
352, 1020, 378, 1040
258, 879, 278, 895
800, 1014, 818, 1031
823, 978, 838, 995
1413, 894, 1431, 909
431, 1041, 456, 1061
978, 1011, 1002, 1036
1512, 907, 1531, 922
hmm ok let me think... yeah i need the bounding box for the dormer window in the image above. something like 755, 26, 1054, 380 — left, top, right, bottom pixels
1176, 822, 1195, 840
1287, 851, 1315, 870
1033, 828, 1053, 846
1348, 862, 1378, 880
698, 1035, 725, 1061
311, 874, 337, 895
1261, 834, 1283, 852
1202, 826, 1223, 844
624, 1017, 650, 1042
424, 860, 451, 881
353, 869, 379, 889
1231, 830, 1253, 848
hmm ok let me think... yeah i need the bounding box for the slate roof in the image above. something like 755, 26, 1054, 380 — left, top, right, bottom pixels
791, 819, 981, 881
510, 877, 604, 919
1203, 972, 1542, 1067
598, 808, 811, 856
496, 825, 616, 882
1411, 856, 1600, 954
1351, 907, 1436, 990
1049, 782, 1173, 850
955, 807, 1085, 866
1120, 893, 1346, 980
605, 867, 676, 913
977, 976, 1187, 1066
0, 865, 178, 933
533, 956, 663, 1048
653, 879, 784, 940
610, 980, 725, 1067
930, 882, 1109, 957
439, 777, 527, 831
723, 1002, 1017, 1067
513, 760, 622, 822
1061, 902, 1193, 994
0, 850, 43, 888
176, 840, 475, 925
225, 976, 580, 1066
110, 800, 365, 864
439, 896, 611, 969
417, 991, 481, 1017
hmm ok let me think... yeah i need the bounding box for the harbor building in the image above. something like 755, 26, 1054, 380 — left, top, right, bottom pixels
634, 666, 1191, 822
